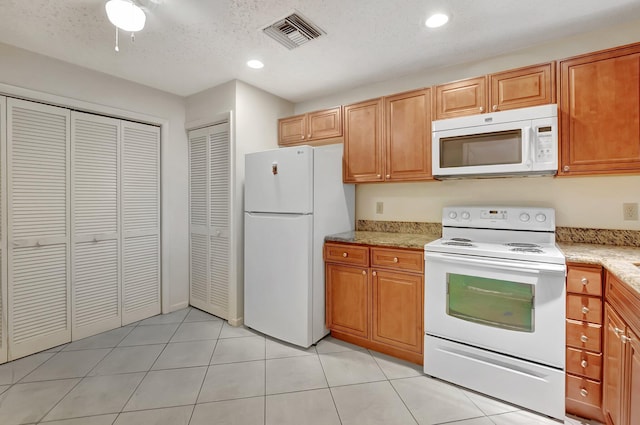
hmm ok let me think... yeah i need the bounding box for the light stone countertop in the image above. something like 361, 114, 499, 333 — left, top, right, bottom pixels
558, 242, 640, 295
325, 231, 640, 297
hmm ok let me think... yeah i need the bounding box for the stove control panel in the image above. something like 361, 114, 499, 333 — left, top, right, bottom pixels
442, 206, 555, 231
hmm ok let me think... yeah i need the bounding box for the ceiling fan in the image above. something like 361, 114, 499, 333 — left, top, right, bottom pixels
104, 0, 162, 51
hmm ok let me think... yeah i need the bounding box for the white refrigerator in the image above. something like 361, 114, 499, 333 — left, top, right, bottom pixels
244, 144, 355, 347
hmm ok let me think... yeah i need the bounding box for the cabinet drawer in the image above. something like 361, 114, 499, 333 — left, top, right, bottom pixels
567, 295, 603, 324
566, 374, 602, 409
566, 319, 602, 352
324, 243, 369, 266
371, 248, 423, 273
567, 265, 602, 296
566, 347, 602, 380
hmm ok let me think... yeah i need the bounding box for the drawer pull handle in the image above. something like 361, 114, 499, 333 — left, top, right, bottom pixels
581, 277, 589, 285
581, 306, 590, 314
393, 257, 399, 263
622, 335, 632, 344
342, 252, 348, 258
581, 360, 588, 368
580, 388, 588, 397
580, 335, 588, 343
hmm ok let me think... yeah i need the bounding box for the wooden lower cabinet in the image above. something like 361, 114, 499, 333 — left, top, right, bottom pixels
603, 270, 640, 425
325, 264, 369, 339
324, 242, 424, 364
371, 270, 423, 353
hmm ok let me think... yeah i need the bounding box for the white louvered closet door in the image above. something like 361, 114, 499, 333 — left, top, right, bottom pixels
7, 98, 71, 360
188, 123, 230, 319
0, 97, 7, 364
121, 121, 160, 325
71, 112, 121, 339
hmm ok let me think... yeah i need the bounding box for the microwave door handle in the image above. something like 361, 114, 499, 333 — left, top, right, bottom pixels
522, 126, 532, 168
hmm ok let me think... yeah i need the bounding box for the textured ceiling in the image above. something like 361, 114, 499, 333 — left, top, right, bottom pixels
1, 0, 640, 102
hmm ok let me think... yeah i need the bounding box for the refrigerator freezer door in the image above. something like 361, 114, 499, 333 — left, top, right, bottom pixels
245, 145, 313, 214
244, 212, 313, 347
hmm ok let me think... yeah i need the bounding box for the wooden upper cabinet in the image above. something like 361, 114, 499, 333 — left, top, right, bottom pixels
278, 114, 306, 145
489, 62, 555, 112
559, 43, 640, 176
434, 76, 487, 120
385, 89, 433, 181
434, 63, 555, 120
278, 106, 342, 146
343, 98, 384, 182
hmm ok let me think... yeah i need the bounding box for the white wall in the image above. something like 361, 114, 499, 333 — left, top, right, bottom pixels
293, 19, 640, 231
0, 42, 190, 311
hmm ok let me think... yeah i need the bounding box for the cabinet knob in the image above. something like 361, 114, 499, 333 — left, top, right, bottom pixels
386, 175, 390, 179
581, 306, 590, 314
308, 134, 311, 138
581, 277, 589, 285
301, 135, 305, 140
622, 335, 632, 344
581, 359, 588, 368
362, 270, 366, 275
479, 106, 484, 113
393, 257, 399, 263
492, 105, 498, 111
580, 388, 588, 398
580, 335, 588, 343
372, 271, 377, 276
614, 327, 625, 336
376, 174, 381, 178
342, 252, 348, 258
563, 165, 570, 172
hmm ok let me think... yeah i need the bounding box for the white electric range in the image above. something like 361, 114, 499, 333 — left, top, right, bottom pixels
424, 206, 566, 420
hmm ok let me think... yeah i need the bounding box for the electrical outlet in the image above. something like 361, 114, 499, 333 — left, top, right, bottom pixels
623, 203, 639, 221
376, 202, 384, 214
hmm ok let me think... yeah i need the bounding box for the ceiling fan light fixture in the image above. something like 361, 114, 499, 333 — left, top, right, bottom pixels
247, 59, 264, 69
105, 0, 146, 32
425, 13, 449, 28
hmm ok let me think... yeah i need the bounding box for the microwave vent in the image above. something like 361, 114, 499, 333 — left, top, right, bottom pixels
263, 13, 325, 50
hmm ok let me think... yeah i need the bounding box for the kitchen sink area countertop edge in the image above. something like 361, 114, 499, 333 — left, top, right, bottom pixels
325, 230, 440, 250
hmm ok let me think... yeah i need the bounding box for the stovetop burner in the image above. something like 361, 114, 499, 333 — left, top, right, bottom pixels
510, 247, 544, 253
443, 241, 474, 247
505, 243, 541, 248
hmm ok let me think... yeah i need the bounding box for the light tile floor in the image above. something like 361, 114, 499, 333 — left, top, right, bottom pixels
0, 307, 603, 425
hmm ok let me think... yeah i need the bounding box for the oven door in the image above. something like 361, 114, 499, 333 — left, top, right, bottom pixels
424, 252, 566, 368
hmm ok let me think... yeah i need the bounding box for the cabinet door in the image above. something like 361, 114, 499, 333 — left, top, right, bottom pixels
308, 107, 342, 140
385, 89, 432, 181
7, 99, 71, 360
627, 328, 640, 425
326, 263, 369, 338
489, 62, 555, 112
434, 76, 487, 120
559, 45, 640, 175
278, 114, 306, 146
71, 112, 121, 340
604, 304, 625, 425
121, 122, 160, 325
343, 98, 384, 182
371, 269, 423, 353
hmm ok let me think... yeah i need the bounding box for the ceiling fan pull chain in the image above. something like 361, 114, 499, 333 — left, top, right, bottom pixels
115, 27, 120, 52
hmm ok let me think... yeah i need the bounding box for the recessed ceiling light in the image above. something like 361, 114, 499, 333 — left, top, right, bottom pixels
425, 13, 449, 28
247, 59, 264, 69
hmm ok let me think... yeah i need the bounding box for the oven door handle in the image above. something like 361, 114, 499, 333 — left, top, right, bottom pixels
424, 252, 566, 274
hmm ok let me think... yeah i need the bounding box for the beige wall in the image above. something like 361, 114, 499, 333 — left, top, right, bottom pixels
293, 19, 640, 230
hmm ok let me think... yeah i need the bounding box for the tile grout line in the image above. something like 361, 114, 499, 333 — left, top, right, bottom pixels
186, 315, 224, 425
316, 344, 344, 425
111, 309, 191, 423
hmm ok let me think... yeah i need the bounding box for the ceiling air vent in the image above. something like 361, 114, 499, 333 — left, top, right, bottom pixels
263, 13, 325, 50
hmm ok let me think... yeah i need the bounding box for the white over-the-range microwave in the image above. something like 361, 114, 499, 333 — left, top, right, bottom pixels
432, 104, 558, 179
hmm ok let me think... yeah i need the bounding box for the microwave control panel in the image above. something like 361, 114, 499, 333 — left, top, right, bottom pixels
535, 126, 554, 162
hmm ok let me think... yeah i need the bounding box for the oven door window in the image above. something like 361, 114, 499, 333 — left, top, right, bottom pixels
446, 273, 534, 332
